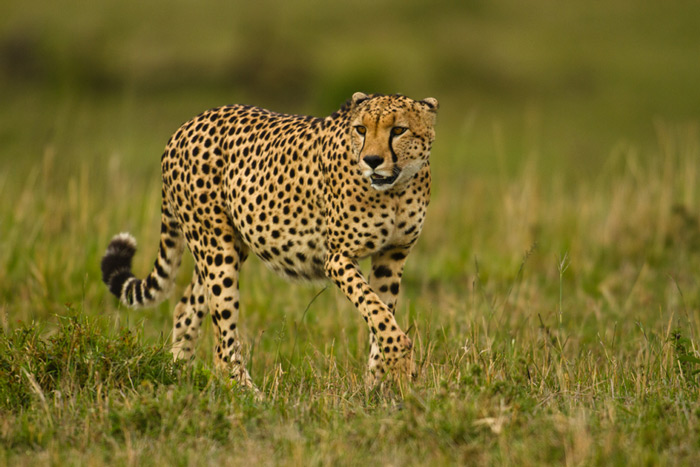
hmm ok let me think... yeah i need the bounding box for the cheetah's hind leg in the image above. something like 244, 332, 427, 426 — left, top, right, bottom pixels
171, 269, 208, 361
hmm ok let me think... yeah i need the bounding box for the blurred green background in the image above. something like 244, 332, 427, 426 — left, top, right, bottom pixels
1, 0, 700, 324
2, 0, 699, 178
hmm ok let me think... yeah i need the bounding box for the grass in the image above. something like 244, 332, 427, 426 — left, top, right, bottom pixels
2, 0, 700, 465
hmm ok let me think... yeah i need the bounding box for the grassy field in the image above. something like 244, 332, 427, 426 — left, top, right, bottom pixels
2, 0, 700, 465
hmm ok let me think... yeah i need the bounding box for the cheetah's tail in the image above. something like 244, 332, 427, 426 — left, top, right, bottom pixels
101, 207, 185, 309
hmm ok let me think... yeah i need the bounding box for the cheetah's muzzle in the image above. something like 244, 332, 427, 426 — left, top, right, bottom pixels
370, 166, 401, 188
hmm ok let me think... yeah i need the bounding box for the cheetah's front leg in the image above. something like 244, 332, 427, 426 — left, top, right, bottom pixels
325, 252, 414, 385
367, 246, 415, 385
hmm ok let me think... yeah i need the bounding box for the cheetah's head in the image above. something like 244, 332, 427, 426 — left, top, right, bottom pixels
349, 92, 438, 191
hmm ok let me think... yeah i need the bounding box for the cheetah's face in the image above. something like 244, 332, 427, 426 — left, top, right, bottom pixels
349, 93, 438, 191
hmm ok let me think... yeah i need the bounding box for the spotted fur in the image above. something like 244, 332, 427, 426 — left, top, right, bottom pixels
101, 92, 438, 388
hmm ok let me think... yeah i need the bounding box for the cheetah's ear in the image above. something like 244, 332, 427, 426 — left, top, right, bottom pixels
352, 92, 370, 107
421, 97, 439, 112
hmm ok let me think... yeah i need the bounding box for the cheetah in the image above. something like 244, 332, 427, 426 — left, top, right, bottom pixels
101, 92, 438, 389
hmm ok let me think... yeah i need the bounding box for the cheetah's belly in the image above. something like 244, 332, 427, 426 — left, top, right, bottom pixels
253, 226, 327, 281
227, 189, 328, 281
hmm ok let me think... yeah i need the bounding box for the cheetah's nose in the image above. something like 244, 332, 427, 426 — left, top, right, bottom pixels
363, 155, 383, 170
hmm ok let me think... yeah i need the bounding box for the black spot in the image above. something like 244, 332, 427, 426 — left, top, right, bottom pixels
373, 265, 392, 278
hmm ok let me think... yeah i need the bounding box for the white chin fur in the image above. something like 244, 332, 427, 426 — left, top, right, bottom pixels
370, 182, 394, 191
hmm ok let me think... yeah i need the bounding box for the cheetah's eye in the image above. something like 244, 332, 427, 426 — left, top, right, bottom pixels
391, 127, 408, 136
355, 125, 366, 135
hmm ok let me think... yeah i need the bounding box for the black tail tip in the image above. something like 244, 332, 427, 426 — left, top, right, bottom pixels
101, 233, 137, 295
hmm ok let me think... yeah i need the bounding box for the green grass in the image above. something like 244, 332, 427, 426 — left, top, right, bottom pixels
2, 0, 700, 465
